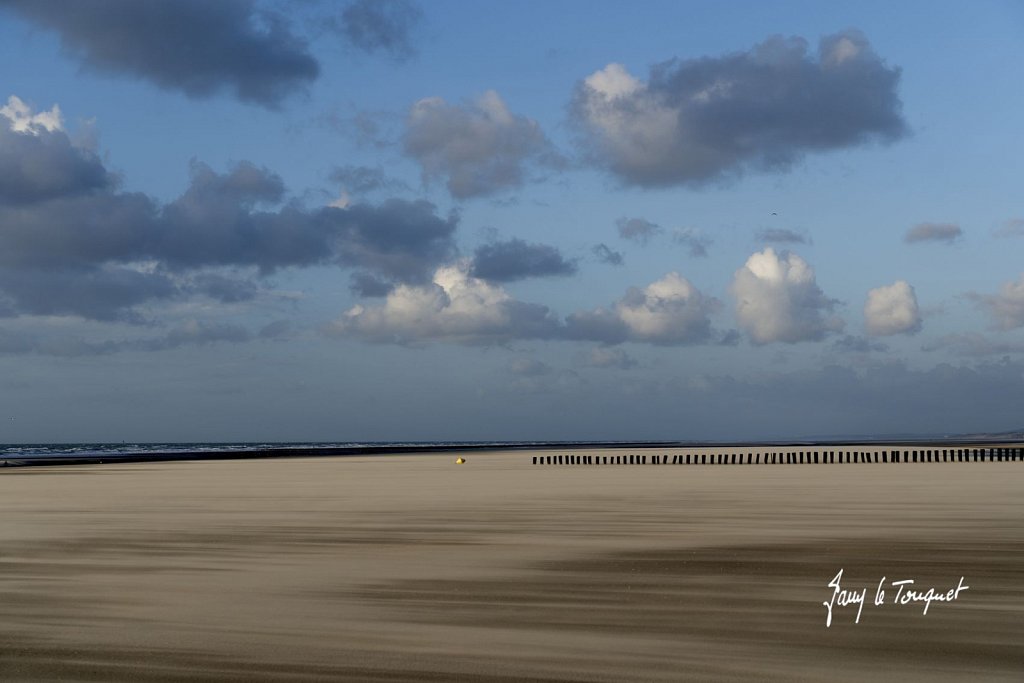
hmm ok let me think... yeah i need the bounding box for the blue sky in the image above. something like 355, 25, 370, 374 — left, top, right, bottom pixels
1, 0, 1023, 442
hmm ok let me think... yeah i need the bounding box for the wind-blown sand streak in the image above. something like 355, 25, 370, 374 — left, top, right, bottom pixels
1, 450, 1022, 681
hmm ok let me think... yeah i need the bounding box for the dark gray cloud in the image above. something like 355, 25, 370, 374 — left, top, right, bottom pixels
904, 222, 962, 244
0, 114, 458, 319
616, 217, 662, 245
592, 243, 624, 266
164, 166, 459, 281
571, 30, 907, 187
0, 0, 319, 107
329, 165, 410, 196
187, 273, 259, 303
0, 191, 159, 270
0, 158, 455, 277
0, 265, 178, 322
0, 111, 111, 205
470, 239, 577, 282
328, 199, 459, 284
403, 91, 564, 199
756, 228, 810, 245
671, 228, 712, 257
349, 271, 394, 297
338, 0, 422, 62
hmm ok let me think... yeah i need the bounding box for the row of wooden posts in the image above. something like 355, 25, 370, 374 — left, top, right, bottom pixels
532, 447, 1024, 465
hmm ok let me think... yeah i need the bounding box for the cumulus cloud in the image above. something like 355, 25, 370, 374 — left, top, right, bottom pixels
0, 95, 62, 133
592, 243, 624, 266
671, 228, 712, 257
0, 99, 459, 320
584, 346, 637, 369
0, 0, 318, 107
327, 264, 561, 345
0, 96, 111, 205
338, 0, 421, 61
971, 274, 1024, 330
469, 239, 577, 282
730, 248, 842, 344
756, 228, 810, 245
330, 266, 721, 348
570, 30, 907, 187
864, 280, 922, 336
566, 272, 717, 345
904, 222, 962, 244
616, 217, 662, 245
403, 90, 563, 198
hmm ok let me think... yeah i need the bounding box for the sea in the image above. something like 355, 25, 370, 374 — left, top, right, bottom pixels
3, 434, 1014, 467
0, 441, 680, 467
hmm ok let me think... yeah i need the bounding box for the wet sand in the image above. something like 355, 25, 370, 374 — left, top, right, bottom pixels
1, 449, 1022, 681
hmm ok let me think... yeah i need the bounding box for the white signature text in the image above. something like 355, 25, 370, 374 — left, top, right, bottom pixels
823, 569, 969, 627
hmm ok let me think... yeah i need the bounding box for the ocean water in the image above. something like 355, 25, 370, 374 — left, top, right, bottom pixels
0, 441, 517, 460
1, 440, 667, 465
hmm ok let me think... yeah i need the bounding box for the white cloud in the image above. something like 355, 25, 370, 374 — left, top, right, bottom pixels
326, 263, 559, 344
0, 95, 63, 134
730, 248, 842, 344
332, 266, 719, 347
575, 64, 681, 184
566, 272, 716, 345
864, 280, 922, 336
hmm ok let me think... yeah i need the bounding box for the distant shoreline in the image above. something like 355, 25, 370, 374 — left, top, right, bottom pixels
3, 437, 1024, 468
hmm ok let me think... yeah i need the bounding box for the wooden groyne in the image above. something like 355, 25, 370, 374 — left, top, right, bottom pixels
531, 447, 1024, 465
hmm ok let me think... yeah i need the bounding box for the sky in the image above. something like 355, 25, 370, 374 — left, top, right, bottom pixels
1, 0, 1023, 443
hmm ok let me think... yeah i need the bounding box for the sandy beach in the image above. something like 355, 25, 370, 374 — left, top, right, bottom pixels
2, 448, 1022, 681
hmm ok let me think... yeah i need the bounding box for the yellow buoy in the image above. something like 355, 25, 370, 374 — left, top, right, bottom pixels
455, 457, 466, 464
